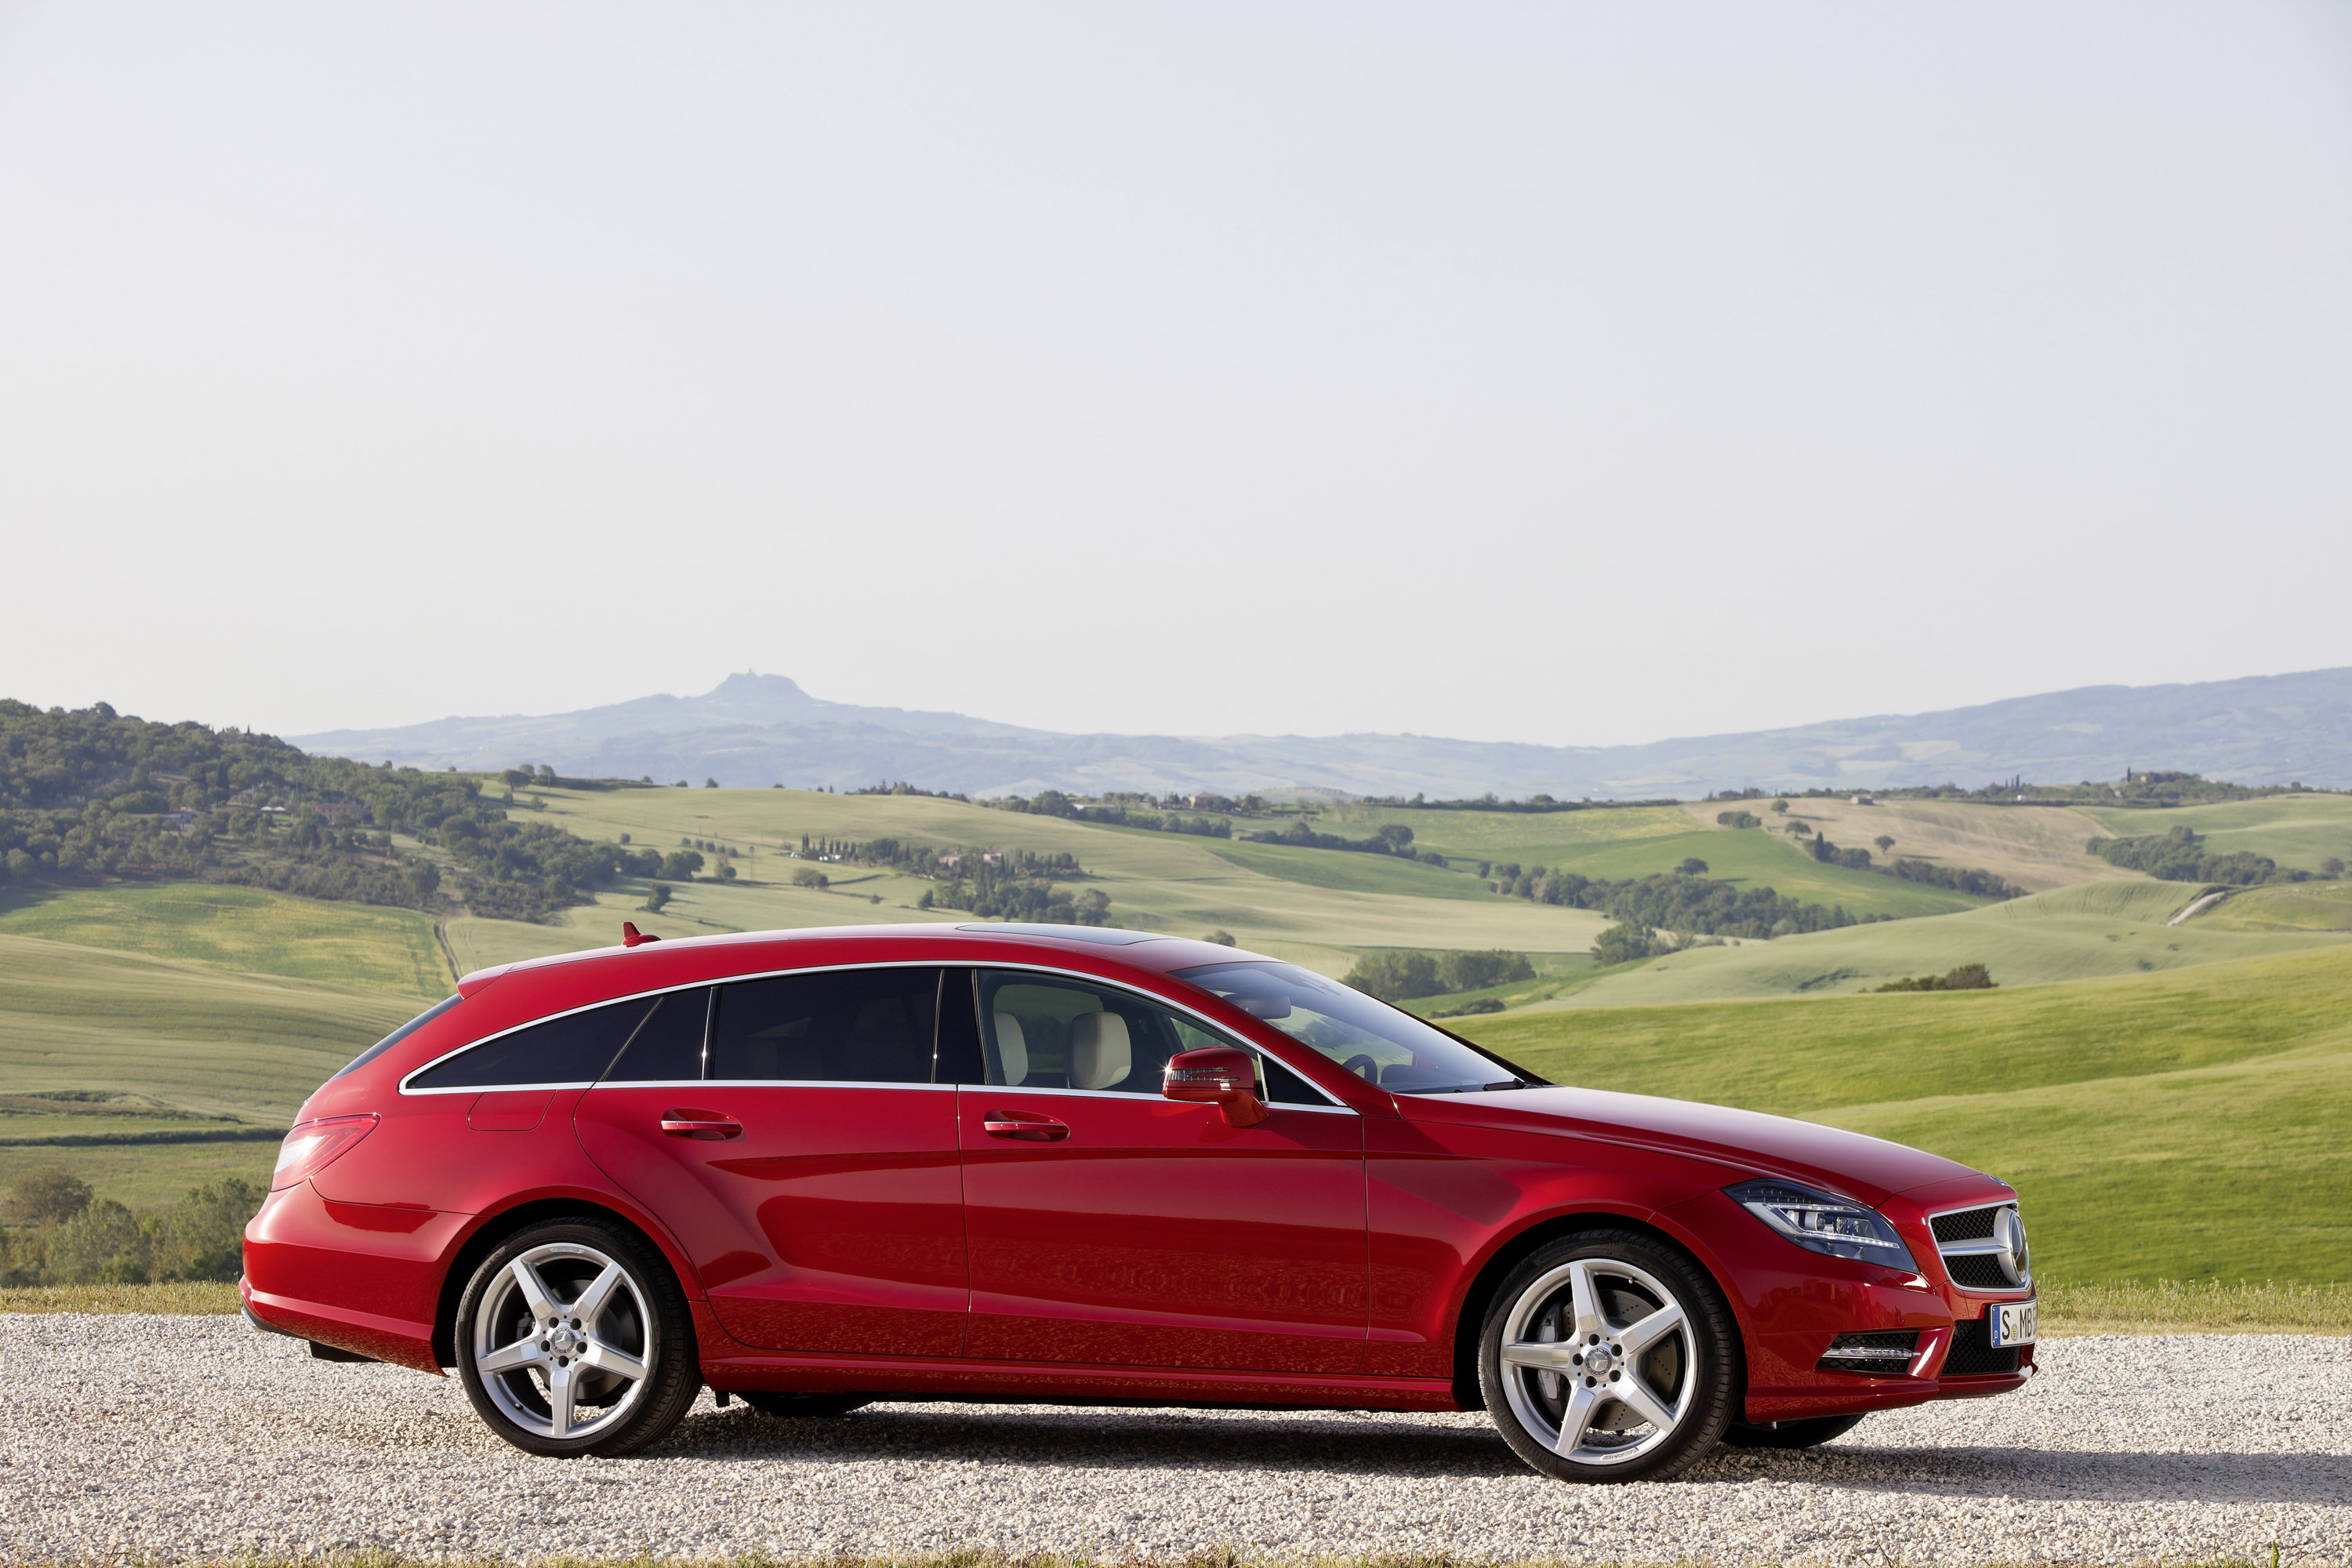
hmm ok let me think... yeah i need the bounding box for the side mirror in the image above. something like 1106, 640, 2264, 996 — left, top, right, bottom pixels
1162, 1046, 1269, 1128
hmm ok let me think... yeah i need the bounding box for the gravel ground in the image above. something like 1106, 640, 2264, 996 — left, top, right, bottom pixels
3, 1316, 2347, 1565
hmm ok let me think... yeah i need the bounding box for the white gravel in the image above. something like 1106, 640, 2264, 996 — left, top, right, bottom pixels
3, 1316, 2347, 1564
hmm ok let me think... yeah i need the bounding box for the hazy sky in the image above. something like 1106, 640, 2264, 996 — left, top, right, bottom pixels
4, 2, 2348, 747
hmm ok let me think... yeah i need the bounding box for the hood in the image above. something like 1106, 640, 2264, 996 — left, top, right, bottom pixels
1407, 1085, 1979, 1206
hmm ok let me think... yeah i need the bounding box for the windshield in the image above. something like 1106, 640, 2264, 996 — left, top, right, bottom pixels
1174, 960, 1534, 1094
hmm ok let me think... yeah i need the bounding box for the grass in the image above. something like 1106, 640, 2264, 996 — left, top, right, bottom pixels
1532, 826, 1980, 920
0, 931, 427, 1123
1537, 877, 2352, 1007
2078, 793, 2352, 876
0, 1279, 241, 1315
0, 882, 452, 996
503, 786, 1617, 972
1463, 942, 2352, 1282
2198, 880, 2352, 933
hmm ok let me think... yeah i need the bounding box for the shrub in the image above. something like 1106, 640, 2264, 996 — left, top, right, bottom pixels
152, 1178, 260, 1281
1715, 811, 1761, 829
5, 1166, 92, 1225
791, 866, 829, 889
1676, 858, 1710, 876
1203, 929, 1236, 946
1436, 949, 1535, 992
1591, 922, 1657, 967
1873, 964, 1997, 993
45, 1198, 147, 1284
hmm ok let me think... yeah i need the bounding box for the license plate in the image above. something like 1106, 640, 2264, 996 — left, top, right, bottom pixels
1987, 1298, 2038, 1347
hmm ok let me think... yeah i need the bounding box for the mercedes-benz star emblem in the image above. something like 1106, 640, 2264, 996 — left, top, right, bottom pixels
1994, 1207, 2031, 1286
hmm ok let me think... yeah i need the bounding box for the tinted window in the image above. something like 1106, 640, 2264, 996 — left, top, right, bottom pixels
410, 996, 655, 1091
336, 994, 462, 1080
1176, 960, 1534, 1094
975, 971, 1323, 1102
709, 967, 940, 1083
601, 989, 710, 1082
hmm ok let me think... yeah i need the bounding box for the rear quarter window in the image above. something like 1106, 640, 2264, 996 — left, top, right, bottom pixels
408, 995, 660, 1091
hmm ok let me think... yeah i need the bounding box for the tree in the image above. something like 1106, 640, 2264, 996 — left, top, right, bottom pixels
791, 867, 829, 889
1341, 950, 1442, 1001
660, 849, 704, 880
702, 778, 719, 789
1591, 923, 1656, 967
2322, 857, 2347, 877
5, 1166, 91, 1225
1715, 811, 1761, 829
717, 862, 737, 881
642, 884, 671, 913
1875, 836, 1896, 855
1376, 823, 1415, 849
1676, 858, 1709, 876
1769, 800, 1789, 815
1203, 929, 1236, 946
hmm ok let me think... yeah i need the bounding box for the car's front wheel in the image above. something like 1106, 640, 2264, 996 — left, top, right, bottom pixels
455, 1218, 699, 1457
1478, 1229, 1738, 1483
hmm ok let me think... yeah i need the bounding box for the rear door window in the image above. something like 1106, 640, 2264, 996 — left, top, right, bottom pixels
709, 967, 942, 1083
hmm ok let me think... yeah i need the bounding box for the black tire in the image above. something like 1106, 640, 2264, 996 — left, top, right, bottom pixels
1722, 1413, 1867, 1449
739, 1391, 873, 1418
454, 1217, 700, 1458
1477, 1229, 1739, 1484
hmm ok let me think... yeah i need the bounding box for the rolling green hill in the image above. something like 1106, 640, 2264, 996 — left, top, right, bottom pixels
1463, 942, 2352, 1282
1531, 878, 2352, 1008
2077, 793, 2352, 874
0, 933, 430, 1207
0, 883, 451, 997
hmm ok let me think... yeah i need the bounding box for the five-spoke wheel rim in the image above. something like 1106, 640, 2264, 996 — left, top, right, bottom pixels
472, 1242, 654, 1442
1497, 1256, 1695, 1467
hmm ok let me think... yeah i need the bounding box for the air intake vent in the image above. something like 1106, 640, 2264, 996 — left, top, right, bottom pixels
1817, 1330, 1918, 1377
1943, 1317, 2021, 1376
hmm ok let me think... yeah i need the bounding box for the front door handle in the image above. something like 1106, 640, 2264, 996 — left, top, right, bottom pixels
660, 1109, 743, 1141
982, 1109, 1070, 1142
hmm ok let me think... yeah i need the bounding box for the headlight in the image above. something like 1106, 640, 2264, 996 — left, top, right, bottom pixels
1727, 1178, 1917, 1269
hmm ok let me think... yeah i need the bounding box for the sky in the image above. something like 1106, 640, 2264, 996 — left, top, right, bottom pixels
2, 1, 2349, 748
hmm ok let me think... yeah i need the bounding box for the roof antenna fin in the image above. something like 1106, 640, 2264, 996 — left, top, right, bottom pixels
622, 921, 661, 947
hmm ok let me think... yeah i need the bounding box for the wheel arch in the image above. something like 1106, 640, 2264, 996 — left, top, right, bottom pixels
430, 1192, 699, 1369
1446, 1207, 1748, 1410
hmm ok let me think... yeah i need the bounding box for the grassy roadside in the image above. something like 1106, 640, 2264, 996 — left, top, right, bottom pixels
7, 1279, 2347, 1334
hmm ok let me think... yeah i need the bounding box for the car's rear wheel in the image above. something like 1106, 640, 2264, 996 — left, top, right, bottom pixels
739, 1391, 873, 1418
1722, 1413, 1867, 1449
456, 1218, 699, 1457
1478, 1229, 1737, 1483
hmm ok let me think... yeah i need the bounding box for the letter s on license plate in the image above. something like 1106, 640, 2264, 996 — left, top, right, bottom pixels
1987, 1299, 2038, 1347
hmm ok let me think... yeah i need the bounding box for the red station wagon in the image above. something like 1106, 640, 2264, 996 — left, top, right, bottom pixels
241, 922, 2036, 1483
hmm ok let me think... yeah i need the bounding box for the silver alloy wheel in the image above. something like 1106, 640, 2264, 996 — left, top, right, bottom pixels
471, 1241, 653, 1443
1497, 1256, 1696, 1466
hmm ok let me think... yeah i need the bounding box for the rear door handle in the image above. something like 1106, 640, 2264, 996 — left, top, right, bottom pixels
660, 1109, 743, 1141
982, 1109, 1069, 1142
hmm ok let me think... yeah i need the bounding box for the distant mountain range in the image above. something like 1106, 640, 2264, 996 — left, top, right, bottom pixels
292, 666, 2352, 799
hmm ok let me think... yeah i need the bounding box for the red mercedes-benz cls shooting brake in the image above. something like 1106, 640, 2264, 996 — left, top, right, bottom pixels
242, 922, 2035, 1483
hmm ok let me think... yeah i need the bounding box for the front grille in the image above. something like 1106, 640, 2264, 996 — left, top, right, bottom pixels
1931, 1200, 2029, 1291
1945, 1253, 2015, 1290
1817, 1329, 1918, 1377
1941, 1317, 2020, 1376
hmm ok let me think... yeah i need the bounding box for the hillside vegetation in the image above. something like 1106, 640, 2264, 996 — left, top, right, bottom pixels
0, 884, 449, 997
1464, 942, 2352, 1281
1532, 879, 2352, 1007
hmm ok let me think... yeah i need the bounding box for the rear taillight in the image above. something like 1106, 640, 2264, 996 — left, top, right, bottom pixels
270, 1114, 379, 1190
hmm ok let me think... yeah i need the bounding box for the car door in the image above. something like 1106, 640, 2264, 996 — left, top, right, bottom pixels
573, 965, 969, 1358
955, 967, 1368, 1375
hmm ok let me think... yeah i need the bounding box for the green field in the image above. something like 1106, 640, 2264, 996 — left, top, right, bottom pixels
2199, 880, 2352, 932
1463, 942, 2352, 1282
0, 883, 451, 996
1536, 878, 2352, 1007
494, 786, 1616, 974
2077, 793, 2352, 873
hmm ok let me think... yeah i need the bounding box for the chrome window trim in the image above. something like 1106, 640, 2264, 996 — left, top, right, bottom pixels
954, 1080, 1358, 1115
395, 957, 1350, 1109
586, 1079, 957, 1093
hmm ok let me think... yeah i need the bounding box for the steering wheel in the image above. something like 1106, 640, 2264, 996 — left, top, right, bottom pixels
1341, 1053, 1380, 1083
